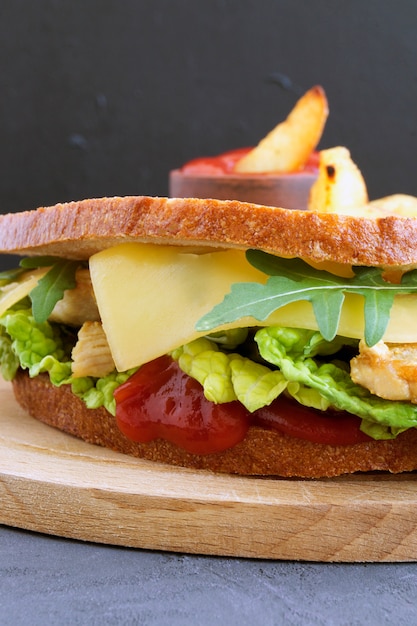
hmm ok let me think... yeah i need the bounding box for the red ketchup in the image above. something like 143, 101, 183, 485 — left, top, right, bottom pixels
254, 395, 371, 446
114, 356, 371, 455
179, 148, 254, 175
179, 148, 320, 175
114, 355, 251, 455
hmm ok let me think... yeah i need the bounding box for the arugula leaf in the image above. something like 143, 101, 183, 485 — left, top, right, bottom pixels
196, 250, 417, 346
25, 258, 80, 323
20, 256, 70, 269
0, 258, 73, 288
0, 267, 26, 286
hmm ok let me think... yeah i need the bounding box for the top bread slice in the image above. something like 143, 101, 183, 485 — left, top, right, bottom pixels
1, 195, 417, 267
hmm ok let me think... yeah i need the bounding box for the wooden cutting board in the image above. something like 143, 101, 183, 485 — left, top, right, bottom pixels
2, 377, 417, 562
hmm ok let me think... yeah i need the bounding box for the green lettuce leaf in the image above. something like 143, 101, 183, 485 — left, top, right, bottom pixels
0, 329, 20, 380
171, 332, 351, 414
173, 327, 417, 440
0, 306, 134, 415
172, 337, 289, 412
256, 326, 417, 437
0, 307, 71, 379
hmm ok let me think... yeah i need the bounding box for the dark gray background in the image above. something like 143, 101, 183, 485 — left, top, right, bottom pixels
1, 0, 416, 216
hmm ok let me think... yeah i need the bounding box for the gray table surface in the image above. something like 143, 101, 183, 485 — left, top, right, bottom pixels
1, 524, 417, 625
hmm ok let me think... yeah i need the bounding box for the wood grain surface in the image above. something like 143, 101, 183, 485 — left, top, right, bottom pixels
1, 377, 417, 562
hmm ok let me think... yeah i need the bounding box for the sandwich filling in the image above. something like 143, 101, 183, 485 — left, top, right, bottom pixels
2, 241, 417, 455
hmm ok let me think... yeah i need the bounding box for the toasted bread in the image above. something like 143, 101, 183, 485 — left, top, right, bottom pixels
12, 370, 417, 477
1, 196, 417, 267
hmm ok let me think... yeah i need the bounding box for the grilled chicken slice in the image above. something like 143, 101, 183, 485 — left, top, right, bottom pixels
49, 268, 100, 326
71, 321, 115, 378
350, 340, 417, 403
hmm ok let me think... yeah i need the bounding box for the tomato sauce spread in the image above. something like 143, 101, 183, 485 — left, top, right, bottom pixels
114, 356, 371, 455
179, 148, 320, 176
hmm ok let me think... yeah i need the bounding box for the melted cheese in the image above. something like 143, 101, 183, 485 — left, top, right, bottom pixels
89, 243, 417, 372
90, 243, 265, 371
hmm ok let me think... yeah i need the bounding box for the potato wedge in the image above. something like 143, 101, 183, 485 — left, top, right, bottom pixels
308, 146, 368, 213
367, 194, 417, 217
233, 85, 328, 173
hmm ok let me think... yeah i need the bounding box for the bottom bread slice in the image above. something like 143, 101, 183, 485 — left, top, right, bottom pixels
11, 369, 417, 478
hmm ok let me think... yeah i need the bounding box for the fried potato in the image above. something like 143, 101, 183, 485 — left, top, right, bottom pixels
233, 85, 328, 173
308, 146, 369, 213
367, 194, 417, 217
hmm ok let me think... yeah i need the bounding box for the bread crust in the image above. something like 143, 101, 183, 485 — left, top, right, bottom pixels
11, 370, 417, 478
1, 195, 417, 267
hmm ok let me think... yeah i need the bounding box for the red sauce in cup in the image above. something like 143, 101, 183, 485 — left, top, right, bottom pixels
169, 148, 319, 209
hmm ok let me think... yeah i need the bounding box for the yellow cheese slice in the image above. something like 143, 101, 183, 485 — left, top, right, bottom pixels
89, 242, 417, 372
90, 243, 266, 371
0, 268, 48, 317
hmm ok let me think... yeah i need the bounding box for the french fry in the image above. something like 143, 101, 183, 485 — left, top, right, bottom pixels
308, 146, 369, 213
233, 85, 328, 173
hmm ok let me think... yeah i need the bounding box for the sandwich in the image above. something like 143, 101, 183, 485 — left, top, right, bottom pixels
2, 147, 417, 478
